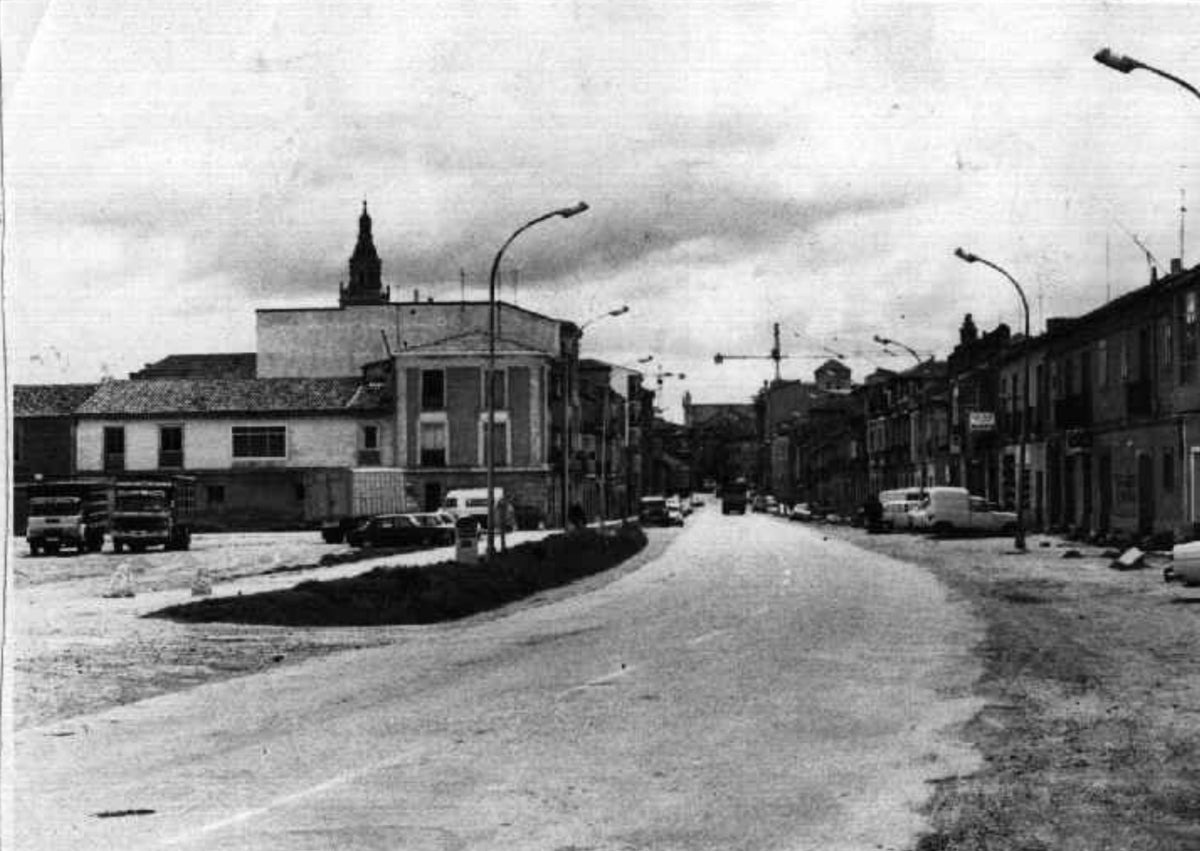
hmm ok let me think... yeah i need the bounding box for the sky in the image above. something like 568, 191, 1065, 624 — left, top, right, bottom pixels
5, 1, 1200, 420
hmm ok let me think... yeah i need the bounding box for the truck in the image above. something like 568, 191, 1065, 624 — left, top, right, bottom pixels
25, 479, 112, 555
304, 468, 416, 543
719, 479, 749, 515
110, 476, 196, 553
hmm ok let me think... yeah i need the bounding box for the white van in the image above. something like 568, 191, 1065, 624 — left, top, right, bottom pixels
878, 488, 924, 530
442, 488, 514, 530
908, 486, 1017, 536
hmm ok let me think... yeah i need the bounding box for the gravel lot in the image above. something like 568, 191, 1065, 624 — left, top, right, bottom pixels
807, 521, 1200, 851
8, 530, 552, 730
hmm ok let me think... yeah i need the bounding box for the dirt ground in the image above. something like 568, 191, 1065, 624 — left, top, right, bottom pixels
813, 522, 1200, 851
9, 523, 1200, 848
7, 527, 661, 732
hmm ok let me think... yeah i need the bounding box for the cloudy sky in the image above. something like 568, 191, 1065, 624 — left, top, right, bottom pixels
5, 1, 1199, 418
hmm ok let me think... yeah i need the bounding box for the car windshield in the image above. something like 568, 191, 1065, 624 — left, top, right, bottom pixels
641, 498, 666, 508
116, 492, 167, 512
29, 498, 81, 517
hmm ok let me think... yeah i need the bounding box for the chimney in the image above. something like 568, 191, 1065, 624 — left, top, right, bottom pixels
413, 289, 420, 302
1171, 258, 1183, 275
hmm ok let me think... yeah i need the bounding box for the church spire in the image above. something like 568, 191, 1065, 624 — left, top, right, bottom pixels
340, 200, 389, 307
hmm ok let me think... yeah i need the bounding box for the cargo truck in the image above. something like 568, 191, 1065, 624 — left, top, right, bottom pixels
719, 479, 749, 515
25, 479, 112, 555
110, 476, 196, 552
304, 468, 415, 543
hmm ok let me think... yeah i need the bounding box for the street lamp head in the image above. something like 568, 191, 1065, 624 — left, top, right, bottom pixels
638, 355, 655, 364
609, 305, 630, 317
954, 247, 979, 264
557, 201, 590, 219
714, 353, 725, 364
1094, 47, 1140, 74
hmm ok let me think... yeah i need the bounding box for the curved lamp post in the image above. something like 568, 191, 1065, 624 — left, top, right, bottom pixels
578, 306, 632, 530
872, 334, 924, 365
955, 247, 1031, 551
580, 305, 629, 329
1094, 47, 1200, 102
486, 202, 589, 557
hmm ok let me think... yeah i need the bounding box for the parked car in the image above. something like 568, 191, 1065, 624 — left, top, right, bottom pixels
407, 512, 456, 546
690, 493, 705, 509
908, 487, 1017, 536
764, 495, 779, 514
639, 496, 670, 526
879, 489, 924, 531
346, 514, 428, 548
789, 502, 813, 522
751, 494, 768, 513
666, 496, 688, 522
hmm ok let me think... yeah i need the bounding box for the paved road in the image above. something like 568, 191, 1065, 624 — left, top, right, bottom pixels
13, 508, 985, 850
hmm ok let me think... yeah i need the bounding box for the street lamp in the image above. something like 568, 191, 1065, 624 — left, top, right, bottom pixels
580, 305, 629, 329
486, 202, 589, 558
872, 334, 924, 364
1094, 47, 1200, 102
577, 306, 632, 530
954, 247, 1031, 551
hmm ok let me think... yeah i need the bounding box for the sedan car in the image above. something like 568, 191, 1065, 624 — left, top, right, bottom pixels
407, 512, 457, 546
789, 502, 813, 522
346, 514, 435, 548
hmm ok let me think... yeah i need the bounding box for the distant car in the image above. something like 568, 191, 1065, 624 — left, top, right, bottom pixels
751, 495, 768, 513
690, 493, 705, 508
346, 514, 429, 548
764, 496, 779, 514
789, 502, 813, 522
639, 496, 671, 526
666, 495, 686, 516
407, 512, 456, 546
908, 487, 1017, 536
667, 506, 685, 526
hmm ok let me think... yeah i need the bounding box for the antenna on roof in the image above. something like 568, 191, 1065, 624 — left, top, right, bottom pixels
1113, 218, 1160, 281
1181, 187, 1188, 266
379, 330, 393, 358
460, 268, 466, 303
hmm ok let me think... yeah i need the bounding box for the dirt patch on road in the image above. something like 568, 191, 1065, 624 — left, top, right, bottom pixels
813, 524, 1200, 850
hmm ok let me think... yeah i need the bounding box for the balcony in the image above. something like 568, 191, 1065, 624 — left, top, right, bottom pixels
157, 449, 184, 469
1125, 381, 1153, 417
1054, 394, 1091, 429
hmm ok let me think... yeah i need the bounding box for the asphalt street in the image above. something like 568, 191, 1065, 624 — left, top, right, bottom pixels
14, 507, 986, 851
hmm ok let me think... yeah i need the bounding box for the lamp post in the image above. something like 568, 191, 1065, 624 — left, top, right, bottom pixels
578, 306, 631, 530
1094, 47, 1200, 102
486, 202, 589, 558
955, 247, 1031, 551
872, 334, 924, 365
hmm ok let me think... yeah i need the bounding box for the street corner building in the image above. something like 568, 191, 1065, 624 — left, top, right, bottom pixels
11, 204, 622, 533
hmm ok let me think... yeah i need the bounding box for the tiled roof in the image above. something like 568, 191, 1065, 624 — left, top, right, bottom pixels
13, 384, 100, 417
130, 353, 257, 380
75, 378, 390, 417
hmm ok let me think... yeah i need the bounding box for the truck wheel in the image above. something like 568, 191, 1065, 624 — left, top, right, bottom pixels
932, 521, 953, 537
29, 542, 41, 557
43, 542, 60, 555
112, 540, 123, 554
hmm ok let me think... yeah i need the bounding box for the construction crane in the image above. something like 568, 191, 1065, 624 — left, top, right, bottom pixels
714, 323, 842, 381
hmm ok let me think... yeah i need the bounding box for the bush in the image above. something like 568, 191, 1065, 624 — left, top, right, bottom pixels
147, 524, 648, 627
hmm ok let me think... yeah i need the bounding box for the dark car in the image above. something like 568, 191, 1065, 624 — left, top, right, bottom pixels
639, 496, 671, 526
407, 512, 457, 546
346, 514, 429, 548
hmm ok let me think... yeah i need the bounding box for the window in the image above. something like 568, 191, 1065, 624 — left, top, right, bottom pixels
1097, 340, 1108, 387
358, 423, 382, 465
1164, 450, 1175, 492
13, 420, 23, 464
482, 368, 507, 409
232, 426, 286, 458
481, 420, 509, 466
207, 484, 225, 505
1120, 338, 1129, 382
421, 370, 445, 410
1181, 292, 1198, 383
362, 424, 379, 449
103, 426, 126, 471
159, 425, 183, 468
419, 421, 447, 467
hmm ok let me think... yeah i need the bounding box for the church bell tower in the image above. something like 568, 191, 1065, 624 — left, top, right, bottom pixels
339, 201, 390, 307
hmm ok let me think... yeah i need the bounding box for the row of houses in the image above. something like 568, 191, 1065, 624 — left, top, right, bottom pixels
744, 260, 1200, 544
12, 206, 677, 532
